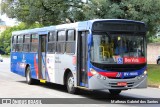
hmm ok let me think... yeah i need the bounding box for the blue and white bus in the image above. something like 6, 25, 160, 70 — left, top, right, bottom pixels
11, 19, 147, 94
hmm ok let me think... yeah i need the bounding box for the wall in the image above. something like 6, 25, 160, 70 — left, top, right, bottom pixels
147, 43, 160, 64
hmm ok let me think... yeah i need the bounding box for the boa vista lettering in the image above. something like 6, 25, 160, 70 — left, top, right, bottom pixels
123, 57, 146, 64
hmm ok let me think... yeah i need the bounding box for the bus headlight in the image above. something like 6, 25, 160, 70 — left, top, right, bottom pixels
90, 68, 98, 75
144, 70, 147, 75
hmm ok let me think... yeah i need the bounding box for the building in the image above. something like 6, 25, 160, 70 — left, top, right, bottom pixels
147, 43, 160, 64
0, 19, 8, 54
0, 19, 8, 34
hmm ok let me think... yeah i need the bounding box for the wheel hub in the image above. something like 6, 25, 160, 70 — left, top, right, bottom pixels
68, 77, 74, 89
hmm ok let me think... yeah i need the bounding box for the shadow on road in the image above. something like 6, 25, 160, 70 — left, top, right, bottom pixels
17, 80, 160, 105
17, 80, 149, 100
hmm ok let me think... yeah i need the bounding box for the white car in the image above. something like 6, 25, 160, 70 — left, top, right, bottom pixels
0, 55, 3, 62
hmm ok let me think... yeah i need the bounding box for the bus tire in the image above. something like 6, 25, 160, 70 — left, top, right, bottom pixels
66, 72, 77, 94
109, 89, 121, 95
26, 66, 34, 85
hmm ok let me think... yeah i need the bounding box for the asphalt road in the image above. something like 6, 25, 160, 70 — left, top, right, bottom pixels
0, 58, 160, 107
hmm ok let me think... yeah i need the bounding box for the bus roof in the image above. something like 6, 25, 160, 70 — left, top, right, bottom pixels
12, 19, 145, 35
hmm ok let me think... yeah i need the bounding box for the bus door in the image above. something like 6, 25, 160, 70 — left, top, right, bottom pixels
77, 31, 88, 87
38, 32, 47, 80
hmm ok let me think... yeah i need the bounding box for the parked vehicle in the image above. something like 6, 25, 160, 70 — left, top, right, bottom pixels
157, 55, 160, 64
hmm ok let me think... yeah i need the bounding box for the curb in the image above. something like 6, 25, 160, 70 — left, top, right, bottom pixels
148, 85, 160, 88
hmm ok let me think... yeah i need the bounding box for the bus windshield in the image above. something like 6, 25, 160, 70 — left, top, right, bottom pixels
90, 33, 146, 64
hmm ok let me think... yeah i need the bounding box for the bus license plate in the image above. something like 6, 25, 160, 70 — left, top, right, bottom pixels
117, 82, 127, 86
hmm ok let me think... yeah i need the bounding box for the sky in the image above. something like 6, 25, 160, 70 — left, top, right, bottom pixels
0, 14, 18, 26
0, 0, 17, 26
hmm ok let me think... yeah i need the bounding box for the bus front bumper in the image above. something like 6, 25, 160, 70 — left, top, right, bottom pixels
88, 74, 147, 90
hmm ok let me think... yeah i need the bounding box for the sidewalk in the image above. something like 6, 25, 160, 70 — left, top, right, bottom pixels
148, 85, 160, 88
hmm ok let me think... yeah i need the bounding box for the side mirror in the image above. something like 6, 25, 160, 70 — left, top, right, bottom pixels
88, 34, 93, 46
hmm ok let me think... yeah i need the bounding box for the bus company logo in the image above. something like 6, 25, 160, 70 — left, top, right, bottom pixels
123, 57, 146, 64
116, 72, 122, 78
22, 54, 26, 62
22, 54, 25, 59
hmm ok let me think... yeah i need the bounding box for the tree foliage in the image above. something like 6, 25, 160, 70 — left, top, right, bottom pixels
1, 0, 85, 25
0, 22, 43, 54
1, 0, 160, 44
2, 0, 160, 36
83, 0, 160, 36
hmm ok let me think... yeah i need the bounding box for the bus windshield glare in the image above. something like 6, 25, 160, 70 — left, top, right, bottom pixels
90, 33, 146, 64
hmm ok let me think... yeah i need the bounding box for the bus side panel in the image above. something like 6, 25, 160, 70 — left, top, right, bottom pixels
11, 52, 18, 74
57, 54, 76, 85
46, 54, 57, 83
25, 53, 38, 79
11, 52, 38, 79
11, 52, 25, 76
46, 54, 76, 85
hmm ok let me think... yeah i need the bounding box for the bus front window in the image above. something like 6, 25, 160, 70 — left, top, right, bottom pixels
90, 33, 112, 63
90, 33, 146, 64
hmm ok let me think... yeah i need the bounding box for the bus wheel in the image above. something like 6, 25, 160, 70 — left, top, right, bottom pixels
26, 66, 34, 85
67, 72, 77, 94
109, 89, 121, 95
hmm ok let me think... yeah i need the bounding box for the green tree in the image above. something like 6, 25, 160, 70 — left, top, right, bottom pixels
2, 0, 160, 40
0, 22, 43, 54
1, 0, 85, 25
83, 0, 160, 38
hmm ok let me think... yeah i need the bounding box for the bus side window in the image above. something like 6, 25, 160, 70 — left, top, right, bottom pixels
66, 30, 75, 54
23, 34, 30, 52
31, 34, 38, 52
16, 35, 23, 52
12, 36, 17, 52
48, 31, 57, 53
57, 30, 66, 53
